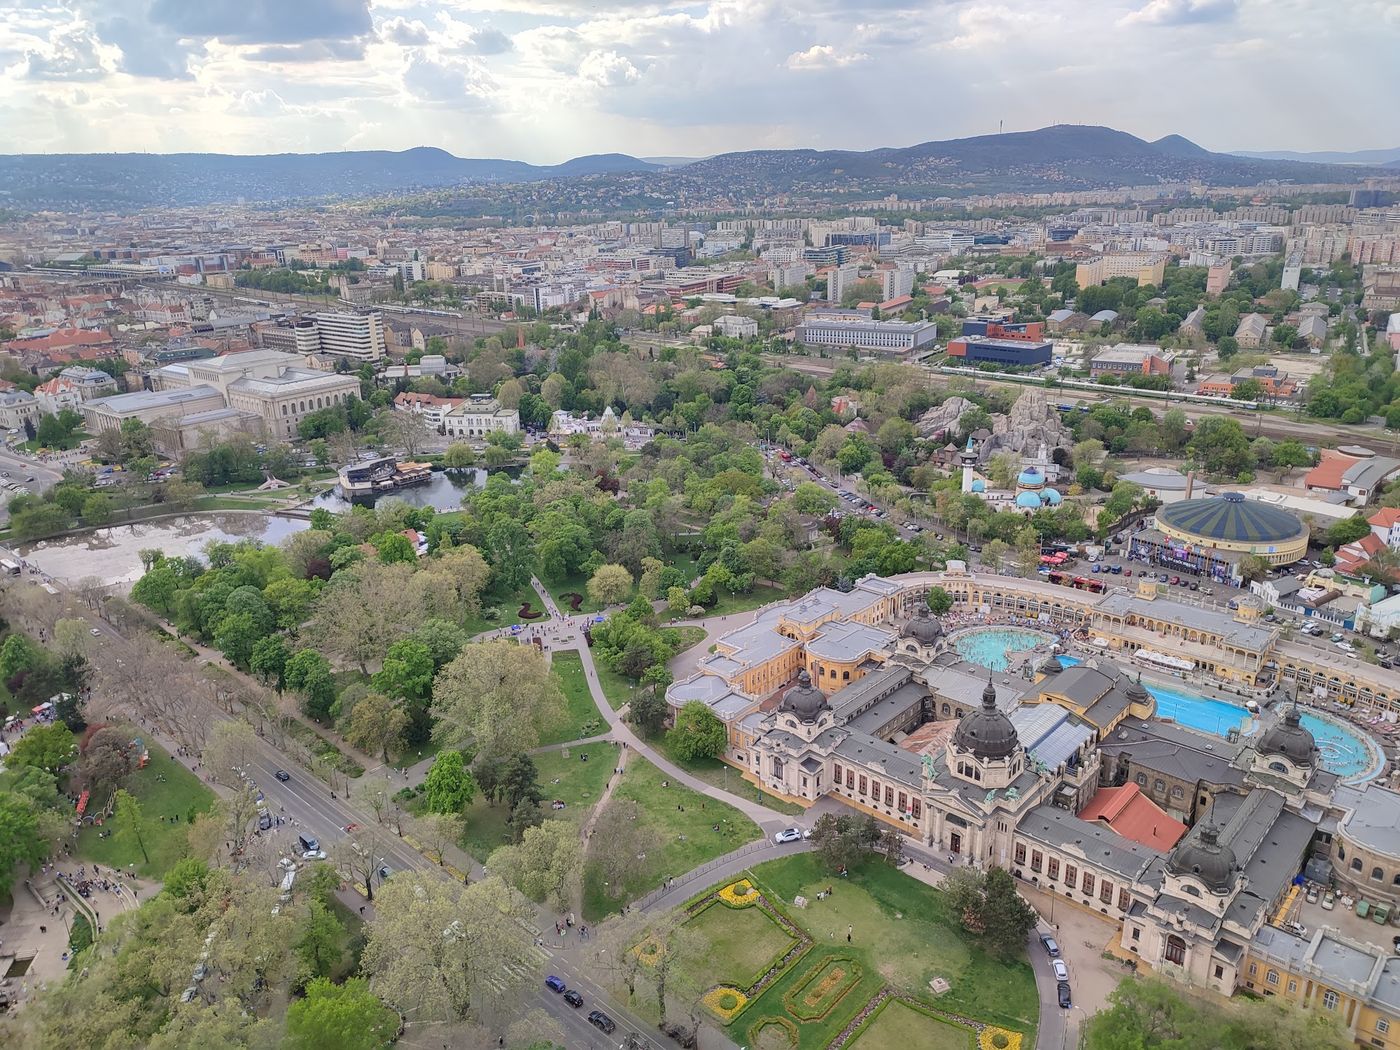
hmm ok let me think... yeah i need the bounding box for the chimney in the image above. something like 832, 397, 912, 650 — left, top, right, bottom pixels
1184, 470, 1195, 501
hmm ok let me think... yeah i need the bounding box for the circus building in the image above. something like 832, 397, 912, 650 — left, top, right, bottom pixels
1129, 491, 1310, 582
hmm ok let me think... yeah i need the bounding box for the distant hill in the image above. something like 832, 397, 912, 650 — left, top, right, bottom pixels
1232, 146, 1400, 166
0, 148, 662, 210
680, 125, 1368, 195
0, 125, 1373, 212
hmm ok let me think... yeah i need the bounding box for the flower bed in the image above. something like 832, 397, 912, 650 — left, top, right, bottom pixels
978, 1027, 1021, 1050
719, 879, 762, 908
702, 985, 749, 1022
747, 1015, 800, 1049
783, 955, 864, 1022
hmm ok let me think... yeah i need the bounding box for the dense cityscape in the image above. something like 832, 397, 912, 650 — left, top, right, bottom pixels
3, 4, 1400, 1050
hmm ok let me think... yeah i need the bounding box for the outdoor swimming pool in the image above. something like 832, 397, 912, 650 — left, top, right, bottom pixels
1058, 656, 1382, 781
952, 627, 1057, 672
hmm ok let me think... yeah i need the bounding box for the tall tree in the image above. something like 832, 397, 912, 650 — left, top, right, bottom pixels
666, 701, 727, 761
284, 978, 400, 1050
359, 875, 539, 1028
486, 820, 583, 912
113, 789, 152, 866
423, 749, 476, 814
431, 641, 565, 762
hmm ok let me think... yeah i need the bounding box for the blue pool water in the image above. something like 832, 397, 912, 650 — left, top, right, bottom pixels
1058, 656, 1379, 780
953, 628, 1056, 672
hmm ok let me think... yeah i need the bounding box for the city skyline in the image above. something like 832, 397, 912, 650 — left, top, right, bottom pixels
0, 0, 1394, 162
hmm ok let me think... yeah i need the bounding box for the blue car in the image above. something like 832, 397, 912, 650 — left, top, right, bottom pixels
545, 975, 566, 993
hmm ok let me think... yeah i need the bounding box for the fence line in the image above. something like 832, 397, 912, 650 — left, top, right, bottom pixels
635, 838, 777, 912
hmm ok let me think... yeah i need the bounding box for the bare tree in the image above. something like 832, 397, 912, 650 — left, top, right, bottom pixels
586, 798, 662, 900
410, 812, 464, 866
335, 824, 395, 901
203, 721, 260, 785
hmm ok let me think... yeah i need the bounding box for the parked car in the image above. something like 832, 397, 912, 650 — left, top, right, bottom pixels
588, 1010, 617, 1035
1057, 982, 1072, 1008
563, 989, 584, 1008
545, 975, 566, 993
1322, 891, 1336, 910
1040, 933, 1060, 957
1052, 960, 1070, 982
774, 827, 802, 844
258, 812, 272, 831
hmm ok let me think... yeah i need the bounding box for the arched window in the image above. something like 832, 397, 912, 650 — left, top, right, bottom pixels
1353, 858, 1364, 872
1374, 867, 1385, 882
1165, 936, 1186, 965
1170, 786, 1184, 798
1153, 779, 1166, 793
1136, 773, 1147, 786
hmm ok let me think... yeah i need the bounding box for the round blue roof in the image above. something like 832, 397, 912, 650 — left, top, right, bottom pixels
1157, 492, 1308, 546
970, 479, 986, 493
1042, 488, 1062, 505
1017, 467, 1044, 487
1015, 491, 1042, 509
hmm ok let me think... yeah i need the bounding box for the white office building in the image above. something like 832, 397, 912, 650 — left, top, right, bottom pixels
795, 317, 939, 354
714, 314, 759, 339
311, 311, 386, 362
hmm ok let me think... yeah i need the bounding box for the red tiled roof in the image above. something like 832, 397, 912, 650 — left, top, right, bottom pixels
1369, 508, 1400, 529
1304, 449, 1360, 491
6, 328, 112, 354
1078, 783, 1186, 852
1336, 532, 1387, 573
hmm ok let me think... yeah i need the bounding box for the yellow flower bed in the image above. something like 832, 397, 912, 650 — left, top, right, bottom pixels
630, 935, 664, 968
703, 985, 749, 1021
979, 1026, 1022, 1050
718, 879, 761, 908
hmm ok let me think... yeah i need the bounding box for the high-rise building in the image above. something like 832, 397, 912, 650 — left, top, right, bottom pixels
827, 263, 860, 304
311, 311, 385, 362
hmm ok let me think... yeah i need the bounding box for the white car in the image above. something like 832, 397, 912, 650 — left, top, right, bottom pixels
773, 827, 802, 845
301, 849, 327, 861
1052, 960, 1069, 982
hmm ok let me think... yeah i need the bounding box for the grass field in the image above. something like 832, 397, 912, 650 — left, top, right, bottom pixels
542, 571, 616, 615
462, 582, 541, 638
539, 650, 606, 746
582, 754, 760, 920
651, 735, 806, 817
701, 584, 789, 618
852, 1000, 976, 1050
459, 741, 619, 860
75, 738, 216, 879
594, 661, 638, 712
750, 855, 1038, 1041
686, 901, 797, 990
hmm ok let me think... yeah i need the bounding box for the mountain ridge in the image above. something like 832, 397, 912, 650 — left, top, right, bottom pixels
0, 125, 1374, 212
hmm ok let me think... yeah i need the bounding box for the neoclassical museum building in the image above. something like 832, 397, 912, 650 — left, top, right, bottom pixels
665, 568, 1400, 1039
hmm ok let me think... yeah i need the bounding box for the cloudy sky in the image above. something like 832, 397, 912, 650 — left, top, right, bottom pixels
0, 0, 1394, 160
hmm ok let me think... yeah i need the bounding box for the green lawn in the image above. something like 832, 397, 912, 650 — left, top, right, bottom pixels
460, 741, 619, 860
651, 735, 806, 816
853, 1000, 976, 1050
583, 754, 760, 920
665, 625, 708, 653
463, 582, 541, 638
539, 650, 606, 746
75, 738, 216, 879
542, 571, 617, 615
686, 900, 797, 990
594, 661, 639, 712
663, 550, 702, 586
749, 855, 1038, 1040
702, 584, 789, 618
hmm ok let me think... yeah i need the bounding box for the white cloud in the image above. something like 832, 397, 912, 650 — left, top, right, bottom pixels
0, 0, 1388, 161
576, 49, 641, 87
785, 44, 867, 71
1119, 0, 1239, 26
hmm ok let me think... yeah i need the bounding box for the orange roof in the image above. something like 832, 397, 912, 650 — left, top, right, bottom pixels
1369, 508, 1400, 529
1078, 783, 1186, 852
1304, 449, 1360, 491
1337, 532, 1387, 573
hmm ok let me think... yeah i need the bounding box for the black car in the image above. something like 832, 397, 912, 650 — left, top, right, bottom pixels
587, 1010, 616, 1034
1057, 981, 1072, 1009
563, 989, 583, 1008
274, 769, 290, 782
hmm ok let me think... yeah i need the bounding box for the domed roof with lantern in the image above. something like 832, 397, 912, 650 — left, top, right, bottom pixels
951, 674, 1020, 760
1166, 823, 1238, 893
1257, 704, 1318, 768
901, 602, 944, 646
780, 669, 829, 723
